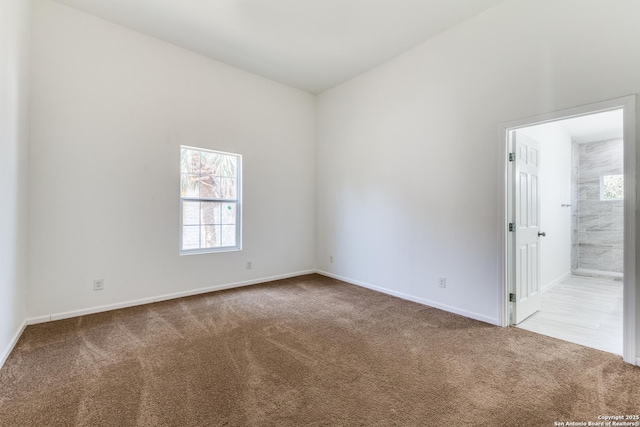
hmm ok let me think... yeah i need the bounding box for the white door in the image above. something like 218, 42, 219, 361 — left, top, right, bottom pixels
513, 133, 542, 324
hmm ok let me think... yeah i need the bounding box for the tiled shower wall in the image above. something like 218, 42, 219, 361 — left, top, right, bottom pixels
571, 138, 624, 273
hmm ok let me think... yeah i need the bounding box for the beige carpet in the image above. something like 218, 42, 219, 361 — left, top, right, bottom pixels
1, 274, 638, 426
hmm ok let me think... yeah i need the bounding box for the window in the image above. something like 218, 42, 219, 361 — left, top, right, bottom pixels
180, 146, 241, 254
600, 174, 623, 201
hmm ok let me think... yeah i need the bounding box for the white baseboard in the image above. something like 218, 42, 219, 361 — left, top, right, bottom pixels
27, 270, 315, 325
542, 271, 572, 293
27, 315, 52, 325
9, 270, 638, 368
0, 319, 27, 370
316, 270, 499, 326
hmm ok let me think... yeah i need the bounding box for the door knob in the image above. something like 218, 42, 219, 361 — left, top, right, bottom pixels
538, 232, 546, 237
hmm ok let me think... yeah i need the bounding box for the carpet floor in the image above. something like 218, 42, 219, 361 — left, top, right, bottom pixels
1, 274, 638, 426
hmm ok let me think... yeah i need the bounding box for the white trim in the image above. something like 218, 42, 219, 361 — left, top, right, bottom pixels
499, 95, 637, 365
498, 126, 510, 327
541, 271, 572, 293
27, 315, 52, 325
11, 268, 632, 369
0, 319, 27, 370
636, 357, 640, 367
316, 270, 499, 326
501, 97, 633, 131
621, 95, 637, 366
27, 270, 315, 324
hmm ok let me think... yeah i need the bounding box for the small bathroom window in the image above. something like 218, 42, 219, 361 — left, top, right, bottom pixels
600, 174, 624, 200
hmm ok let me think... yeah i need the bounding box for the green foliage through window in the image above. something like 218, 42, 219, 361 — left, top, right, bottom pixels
602, 175, 623, 200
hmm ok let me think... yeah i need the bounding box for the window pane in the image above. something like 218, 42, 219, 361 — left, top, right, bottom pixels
220, 178, 236, 199
182, 201, 200, 225
199, 175, 221, 198
201, 225, 221, 248
221, 203, 236, 225
181, 175, 200, 197
201, 202, 221, 225
220, 156, 237, 178
221, 225, 236, 247
200, 151, 220, 176
603, 175, 623, 200
182, 226, 200, 250
181, 149, 201, 174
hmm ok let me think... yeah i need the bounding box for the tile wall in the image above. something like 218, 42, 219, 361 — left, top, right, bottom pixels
571, 138, 624, 273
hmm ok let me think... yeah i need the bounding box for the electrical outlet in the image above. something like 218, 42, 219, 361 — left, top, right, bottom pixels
329, 255, 333, 264
438, 277, 446, 288
246, 261, 252, 270
93, 279, 104, 291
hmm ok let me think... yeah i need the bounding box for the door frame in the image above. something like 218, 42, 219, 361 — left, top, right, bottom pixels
498, 95, 637, 365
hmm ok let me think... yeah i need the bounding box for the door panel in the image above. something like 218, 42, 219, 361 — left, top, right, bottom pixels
519, 172, 528, 226
518, 245, 528, 302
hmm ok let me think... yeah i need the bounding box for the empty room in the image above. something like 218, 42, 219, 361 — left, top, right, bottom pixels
1, 0, 639, 425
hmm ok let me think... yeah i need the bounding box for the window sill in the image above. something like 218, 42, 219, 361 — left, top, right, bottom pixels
179, 247, 242, 256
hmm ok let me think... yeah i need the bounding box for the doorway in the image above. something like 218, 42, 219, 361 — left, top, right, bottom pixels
500, 96, 637, 365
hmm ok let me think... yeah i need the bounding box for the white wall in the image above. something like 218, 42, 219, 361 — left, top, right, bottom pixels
28, 0, 316, 319
517, 124, 572, 289
317, 0, 640, 330
0, 0, 30, 365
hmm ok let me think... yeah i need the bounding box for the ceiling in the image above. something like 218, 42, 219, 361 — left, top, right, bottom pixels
559, 109, 623, 144
52, 0, 507, 93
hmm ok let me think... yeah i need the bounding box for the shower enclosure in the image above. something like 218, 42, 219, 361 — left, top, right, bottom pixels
571, 138, 623, 278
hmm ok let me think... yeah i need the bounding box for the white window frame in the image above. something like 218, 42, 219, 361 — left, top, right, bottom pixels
179, 146, 242, 255
600, 174, 624, 201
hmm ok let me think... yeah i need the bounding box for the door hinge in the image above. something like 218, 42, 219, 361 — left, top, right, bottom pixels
508, 153, 516, 162
508, 223, 515, 232
509, 293, 516, 302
